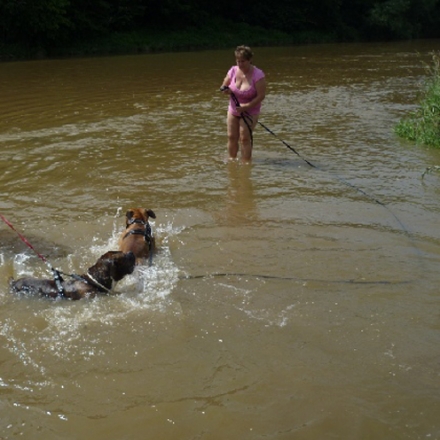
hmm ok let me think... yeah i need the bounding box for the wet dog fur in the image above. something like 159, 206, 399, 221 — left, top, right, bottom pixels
118, 208, 156, 264
10, 251, 135, 300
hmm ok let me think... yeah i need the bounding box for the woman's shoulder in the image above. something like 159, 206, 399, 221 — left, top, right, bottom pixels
227, 65, 237, 77
253, 66, 265, 81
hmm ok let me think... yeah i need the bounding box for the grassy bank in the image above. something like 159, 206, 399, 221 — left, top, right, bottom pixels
395, 52, 440, 148
0, 20, 337, 61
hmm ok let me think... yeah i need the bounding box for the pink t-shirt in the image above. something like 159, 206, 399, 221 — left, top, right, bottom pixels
227, 65, 265, 116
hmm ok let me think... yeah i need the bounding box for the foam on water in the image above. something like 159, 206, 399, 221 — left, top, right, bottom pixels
0, 218, 185, 374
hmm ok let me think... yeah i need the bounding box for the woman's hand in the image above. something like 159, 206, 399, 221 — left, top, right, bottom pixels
236, 103, 252, 113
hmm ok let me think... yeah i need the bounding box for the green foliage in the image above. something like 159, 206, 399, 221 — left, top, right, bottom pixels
369, 0, 412, 38
0, 0, 70, 45
58, 20, 302, 57
1, 0, 440, 59
368, 0, 439, 39
395, 52, 440, 148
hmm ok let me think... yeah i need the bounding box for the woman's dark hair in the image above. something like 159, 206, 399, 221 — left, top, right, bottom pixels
235, 45, 254, 60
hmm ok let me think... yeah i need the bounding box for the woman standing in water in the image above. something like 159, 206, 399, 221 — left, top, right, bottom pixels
220, 45, 266, 163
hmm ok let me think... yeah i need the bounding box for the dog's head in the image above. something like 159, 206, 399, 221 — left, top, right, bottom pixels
92, 251, 136, 281
125, 208, 156, 227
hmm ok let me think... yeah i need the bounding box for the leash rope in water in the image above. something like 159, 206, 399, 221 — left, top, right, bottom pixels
0, 213, 65, 296
224, 88, 384, 202
256, 120, 317, 169
253, 119, 416, 236
179, 272, 413, 285
220, 87, 415, 241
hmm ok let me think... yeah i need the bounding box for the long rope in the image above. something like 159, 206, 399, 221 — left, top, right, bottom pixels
221, 88, 416, 242
0, 213, 65, 296
254, 120, 417, 236
257, 120, 317, 169
179, 272, 412, 285
225, 89, 384, 202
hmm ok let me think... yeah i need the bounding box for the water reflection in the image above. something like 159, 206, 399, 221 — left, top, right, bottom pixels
222, 162, 257, 224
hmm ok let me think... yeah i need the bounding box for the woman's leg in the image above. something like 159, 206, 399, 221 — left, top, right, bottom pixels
239, 114, 258, 163
227, 112, 240, 159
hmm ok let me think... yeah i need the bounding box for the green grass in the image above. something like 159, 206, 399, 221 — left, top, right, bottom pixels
395, 51, 440, 148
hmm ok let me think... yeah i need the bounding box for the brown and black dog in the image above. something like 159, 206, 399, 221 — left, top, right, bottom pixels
10, 251, 135, 300
118, 208, 156, 264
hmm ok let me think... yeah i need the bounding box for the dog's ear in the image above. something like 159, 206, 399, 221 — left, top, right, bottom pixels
145, 209, 156, 219
126, 210, 134, 219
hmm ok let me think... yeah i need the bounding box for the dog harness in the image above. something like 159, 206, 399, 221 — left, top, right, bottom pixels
123, 218, 154, 266
84, 271, 113, 294
67, 272, 112, 295
123, 218, 153, 250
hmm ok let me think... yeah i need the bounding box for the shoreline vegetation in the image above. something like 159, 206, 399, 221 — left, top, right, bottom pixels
395, 52, 440, 149
0, 23, 336, 62
2, 0, 439, 63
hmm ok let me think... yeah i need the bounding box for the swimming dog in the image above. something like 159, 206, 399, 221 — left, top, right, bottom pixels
118, 208, 156, 264
10, 251, 136, 300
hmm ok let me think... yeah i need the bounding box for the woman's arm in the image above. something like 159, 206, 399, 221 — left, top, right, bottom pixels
220, 73, 232, 90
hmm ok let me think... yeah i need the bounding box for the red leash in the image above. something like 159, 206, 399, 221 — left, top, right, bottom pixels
1, 213, 65, 296
1, 213, 51, 264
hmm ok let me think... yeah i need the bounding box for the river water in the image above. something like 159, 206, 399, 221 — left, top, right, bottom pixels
1, 40, 440, 439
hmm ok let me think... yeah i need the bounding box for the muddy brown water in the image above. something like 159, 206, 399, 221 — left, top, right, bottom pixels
1, 40, 440, 439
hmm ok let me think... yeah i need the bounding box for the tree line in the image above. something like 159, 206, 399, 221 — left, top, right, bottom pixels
1, 0, 440, 56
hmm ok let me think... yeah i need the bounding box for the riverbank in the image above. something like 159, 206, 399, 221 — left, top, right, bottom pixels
395, 51, 440, 148
0, 21, 337, 61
